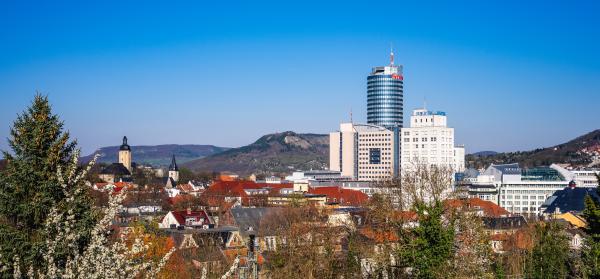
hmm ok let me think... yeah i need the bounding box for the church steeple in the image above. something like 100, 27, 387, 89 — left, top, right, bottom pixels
120, 136, 130, 151
118, 136, 132, 172
168, 154, 180, 183
169, 154, 179, 171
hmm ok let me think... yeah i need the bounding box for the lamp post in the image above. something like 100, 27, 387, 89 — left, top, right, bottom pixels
247, 227, 258, 279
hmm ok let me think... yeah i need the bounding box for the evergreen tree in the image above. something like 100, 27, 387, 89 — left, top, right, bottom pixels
401, 201, 455, 278
0, 95, 96, 274
582, 174, 600, 278
524, 222, 571, 279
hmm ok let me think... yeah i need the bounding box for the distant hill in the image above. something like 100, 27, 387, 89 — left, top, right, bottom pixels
466, 129, 600, 169
470, 151, 498, 157
81, 144, 230, 167
182, 131, 328, 176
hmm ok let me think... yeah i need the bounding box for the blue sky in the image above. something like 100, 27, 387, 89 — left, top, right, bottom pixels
1, 0, 599, 155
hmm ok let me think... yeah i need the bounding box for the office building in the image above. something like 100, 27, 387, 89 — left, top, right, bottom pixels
329, 123, 398, 181
466, 163, 570, 215
400, 108, 465, 173
367, 50, 404, 129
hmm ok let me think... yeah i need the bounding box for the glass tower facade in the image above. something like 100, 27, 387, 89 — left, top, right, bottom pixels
367, 64, 404, 129
366, 53, 403, 177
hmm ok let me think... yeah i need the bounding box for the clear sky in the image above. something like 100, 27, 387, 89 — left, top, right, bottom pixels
1, 0, 599, 155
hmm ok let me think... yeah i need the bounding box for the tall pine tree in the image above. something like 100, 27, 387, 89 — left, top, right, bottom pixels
582, 174, 600, 277
0, 94, 96, 273
400, 201, 455, 278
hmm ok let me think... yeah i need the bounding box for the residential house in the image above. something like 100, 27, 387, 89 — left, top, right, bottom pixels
160, 209, 213, 229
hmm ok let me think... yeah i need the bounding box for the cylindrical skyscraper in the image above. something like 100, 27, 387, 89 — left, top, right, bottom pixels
367, 50, 404, 129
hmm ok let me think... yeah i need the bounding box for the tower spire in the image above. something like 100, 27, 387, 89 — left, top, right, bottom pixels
169, 154, 178, 171
390, 43, 394, 65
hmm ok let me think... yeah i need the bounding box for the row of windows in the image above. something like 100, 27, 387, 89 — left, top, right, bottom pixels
359, 143, 392, 147
502, 195, 546, 200
359, 133, 391, 137
501, 186, 567, 192
403, 138, 452, 143
403, 130, 452, 136
367, 84, 404, 88
360, 137, 392, 141
367, 78, 403, 82
405, 144, 454, 149
367, 103, 403, 108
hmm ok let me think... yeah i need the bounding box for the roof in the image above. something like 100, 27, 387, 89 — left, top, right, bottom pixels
100, 163, 131, 175
445, 198, 510, 218
169, 154, 179, 171
203, 180, 293, 206
490, 163, 521, 175
308, 186, 369, 206
119, 136, 131, 151
230, 207, 284, 237
483, 216, 527, 230
163, 177, 177, 188
169, 210, 211, 226
543, 187, 600, 214
358, 227, 399, 243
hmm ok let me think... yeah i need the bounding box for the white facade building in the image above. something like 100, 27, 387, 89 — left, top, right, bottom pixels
400, 109, 465, 173
329, 123, 398, 181
467, 163, 570, 215
551, 164, 599, 187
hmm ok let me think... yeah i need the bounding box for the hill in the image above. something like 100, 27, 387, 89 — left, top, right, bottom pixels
466, 129, 600, 169
182, 131, 329, 176
471, 151, 498, 157
81, 144, 230, 167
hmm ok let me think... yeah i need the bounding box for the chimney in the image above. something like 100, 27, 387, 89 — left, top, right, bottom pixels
187, 207, 192, 215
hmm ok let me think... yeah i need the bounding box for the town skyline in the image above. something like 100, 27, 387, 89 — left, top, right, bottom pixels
1, 1, 599, 155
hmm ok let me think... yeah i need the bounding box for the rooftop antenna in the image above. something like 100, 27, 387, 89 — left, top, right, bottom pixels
350, 107, 353, 123
390, 43, 394, 65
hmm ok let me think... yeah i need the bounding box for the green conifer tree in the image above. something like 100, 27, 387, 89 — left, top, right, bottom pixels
401, 201, 455, 278
523, 222, 571, 279
0, 94, 96, 274
582, 174, 600, 278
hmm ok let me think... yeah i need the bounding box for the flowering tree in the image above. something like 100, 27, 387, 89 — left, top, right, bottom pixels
2, 152, 175, 278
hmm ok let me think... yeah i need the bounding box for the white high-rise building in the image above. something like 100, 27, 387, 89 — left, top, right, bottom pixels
329, 123, 398, 181
400, 108, 465, 173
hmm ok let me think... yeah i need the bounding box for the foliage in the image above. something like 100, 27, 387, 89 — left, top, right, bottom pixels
0, 94, 98, 274
582, 174, 600, 278
399, 201, 455, 279
449, 209, 494, 278
465, 129, 600, 169
523, 222, 571, 279
2, 153, 174, 278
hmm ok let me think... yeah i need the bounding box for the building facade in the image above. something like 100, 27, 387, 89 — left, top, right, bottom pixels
400, 109, 465, 173
466, 163, 570, 215
367, 50, 404, 129
119, 136, 132, 172
329, 123, 398, 181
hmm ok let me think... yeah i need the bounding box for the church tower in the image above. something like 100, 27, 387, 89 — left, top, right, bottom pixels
168, 154, 179, 182
118, 136, 132, 172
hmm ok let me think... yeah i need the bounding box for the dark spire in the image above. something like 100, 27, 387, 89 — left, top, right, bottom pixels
119, 136, 131, 151
169, 154, 178, 171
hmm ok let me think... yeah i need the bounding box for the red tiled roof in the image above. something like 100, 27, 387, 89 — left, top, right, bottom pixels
202, 181, 293, 206
170, 210, 211, 226
308, 186, 369, 206
445, 198, 510, 218
358, 227, 399, 243
177, 184, 194, 192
